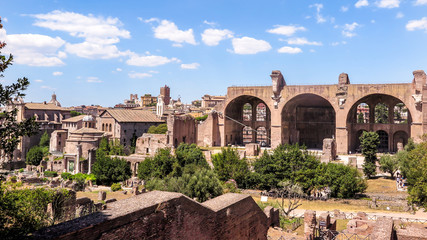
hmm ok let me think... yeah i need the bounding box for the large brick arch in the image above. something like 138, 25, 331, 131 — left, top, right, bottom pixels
223, 95, 271, 146
346, 93, 412, 153
281, 93, 336, 148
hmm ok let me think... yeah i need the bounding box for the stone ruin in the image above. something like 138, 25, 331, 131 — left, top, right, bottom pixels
321, 138, 336, 163
33, 191, 280, 240
304, 210, 427, 240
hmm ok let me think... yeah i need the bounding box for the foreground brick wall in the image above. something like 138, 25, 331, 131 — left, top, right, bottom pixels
32, 191, 278, 240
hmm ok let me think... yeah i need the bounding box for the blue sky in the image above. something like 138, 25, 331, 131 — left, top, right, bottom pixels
1, 0, 427, 107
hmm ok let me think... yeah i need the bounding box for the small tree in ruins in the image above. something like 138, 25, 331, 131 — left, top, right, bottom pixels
360, 131, 380, 178
0, 17, 39, 162
276, 180, 305, 217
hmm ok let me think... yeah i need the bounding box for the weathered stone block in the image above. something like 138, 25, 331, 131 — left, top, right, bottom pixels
245, 143, 260, 156
98, 191, 107, 201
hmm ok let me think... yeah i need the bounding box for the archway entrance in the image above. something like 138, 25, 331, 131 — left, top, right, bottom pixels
347, 94, 411, 153
224, 95, 271, 146
281, 94, 336, 149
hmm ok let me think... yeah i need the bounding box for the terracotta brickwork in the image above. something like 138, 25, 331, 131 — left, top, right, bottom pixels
32, 191, 279, 240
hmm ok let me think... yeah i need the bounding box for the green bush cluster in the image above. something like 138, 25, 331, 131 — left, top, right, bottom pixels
139, 143, 223, 202
147, 124, 168, 134
44, 171, 58, 178
110, 183, 122, 192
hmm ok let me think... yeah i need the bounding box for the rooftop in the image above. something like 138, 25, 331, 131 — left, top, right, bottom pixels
103, 109, 164, 123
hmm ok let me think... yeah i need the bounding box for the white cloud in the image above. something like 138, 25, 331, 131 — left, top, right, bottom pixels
376, 0, 400, 8
31, 10, 131, 59
149, 70, 159, 74
266, 25, 306, 36
355, 0, 369, 8
286, 37, 322, 46
152, 19, 196, 45
52, 71, 63, 76
231, 37, 272, 54
116, 68, 122, 72
396, 12, 404, 19
41, 85, 56, 90
2, 17, 8, 22
128, 72, 152, 79
87, 77, 102, 83
331, 41, 347, 46
126, 54, 180, 67
277, 46, 302, 54
415, 0, 427, 5
35, 79, 43, 82
341, 6, 349, 12
342, 22, 360, 37
181, 63, 200, 69
203, 20, 217, 27
2, 30, 66, 66
309, 3, 326, 23
201, 29, 233, 46
406, 17, 427, 31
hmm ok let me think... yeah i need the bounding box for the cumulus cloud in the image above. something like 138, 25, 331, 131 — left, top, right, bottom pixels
86, 77, 102, 83
1, 29, 66, 66
376, 0, 400, 8
309, 3, 326, 23
116, 68, 122, 72
342, 22, 360, 37
231, 37, 272, 54
266, 25, 306, 36
341, 6, 349, 12
31, 10, 131, 59
201, 29, 233, 46
203, 20, 217, 27
52, 71, 63, 76
415, 0, 427, 5
277, 46, 302, 54
331, 41, 347, 46
181, 63, 200, 69
285, 37, 322, 46
355, 0, 369, 8
128, 72, 152, 79
126, 54, 180, 67
406, 17, 427, 31
152, 19, 196, 45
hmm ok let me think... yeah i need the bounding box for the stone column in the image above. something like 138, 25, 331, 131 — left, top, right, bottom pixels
304, 210, 316, 240
251, 103, 257, 143
368, 103, 375, 125
88, 149, 92, 174
75, 145, 81, 174
388, 103, 394, 124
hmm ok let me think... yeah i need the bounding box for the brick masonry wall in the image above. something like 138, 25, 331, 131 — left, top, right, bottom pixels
32, 191, 278, 240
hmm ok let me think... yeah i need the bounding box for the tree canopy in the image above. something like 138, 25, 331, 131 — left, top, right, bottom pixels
0, 18, 39, 161
359, 131, 380, 178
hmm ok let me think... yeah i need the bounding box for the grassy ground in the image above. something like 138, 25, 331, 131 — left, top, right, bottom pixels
366, 177, 404, 195
76, 190, 134, 202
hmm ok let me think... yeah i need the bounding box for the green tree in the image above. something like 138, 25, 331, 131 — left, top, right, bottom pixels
92, 153, 131, 186
147, 123, 168, 134
360, 131, 380, 178
185, 169, 223, 202
212, 147, 251, 188
253, 144, 319, 191
0, 183, 72, 239
176, 143, 208, 168
70, 111, 82, 117
315, 163, 367, 198
379, 154, 399, 178
375, 103, 389, 123
0, 18, 39, 161
357, 112, 365, 123
39, 131, 50, 147
399, 141, 427, 208
26, 146, 43, 166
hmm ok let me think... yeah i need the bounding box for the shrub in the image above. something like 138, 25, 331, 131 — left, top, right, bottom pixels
111, 183, 122, 192
212, 147, 252, 188
92, 156, 131, 186
19, 168, 24, 173
61, 172, 73, 180
359, 131, 380, 178
44, 171, 58, 178
147, 123, 168, 134
39, 131, 50, 147
26, 146, 43, 166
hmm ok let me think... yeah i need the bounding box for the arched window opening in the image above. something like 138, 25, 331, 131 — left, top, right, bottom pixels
377, 130, 389, 153
243, 103, 252, 121
356, 103, 369, 123
102, 123, 104, 131
375, 103, 389, 123
242, 126, 252, 144
109, 124, 112, 132
256, 103, 267, 122
394, 103, 408, 124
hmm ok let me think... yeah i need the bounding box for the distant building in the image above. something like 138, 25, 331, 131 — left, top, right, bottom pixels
201, 95, 226, 108
97, 109, 164, 146
160, 85, 171, 105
